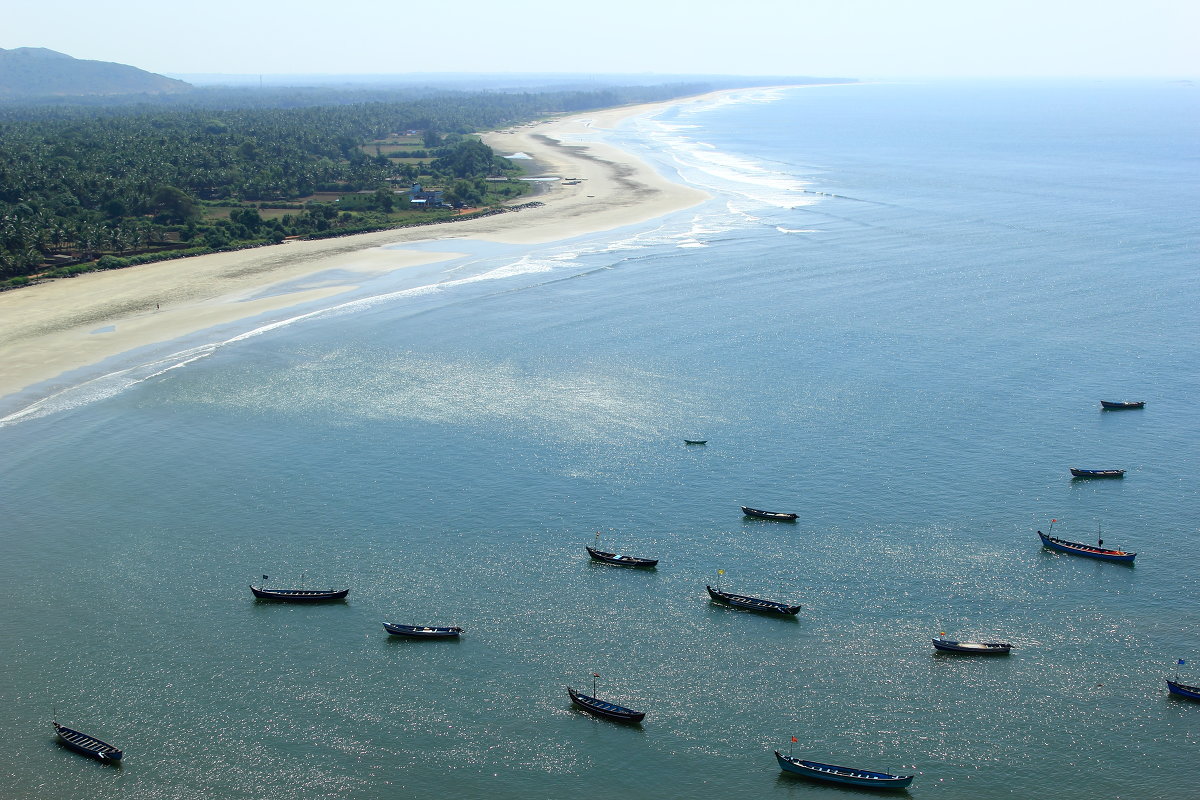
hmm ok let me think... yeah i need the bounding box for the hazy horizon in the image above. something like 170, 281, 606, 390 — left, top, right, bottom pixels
3, 0, 1197, 81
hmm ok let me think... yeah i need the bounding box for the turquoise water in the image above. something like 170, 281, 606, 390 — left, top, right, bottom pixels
2, 81, 1198, 799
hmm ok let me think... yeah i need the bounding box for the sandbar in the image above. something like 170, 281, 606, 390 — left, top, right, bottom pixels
0, 88, 749, 408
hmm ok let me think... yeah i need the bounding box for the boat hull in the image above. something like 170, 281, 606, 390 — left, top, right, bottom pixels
1100, 401, 1144, 409
707, 586, 800, 615
567, 687, 645, 722
775, 751, 912, 789
250, 585, 349, 601
932, 638, 1011, 655
1167, 679, 1200, 700
383, 622, 463, 638
1069, 468, 1125, 478
53, 723, 123, 762
741, 506, 797, 521
1038, 531, 1135, 563
586, 546, 658, 568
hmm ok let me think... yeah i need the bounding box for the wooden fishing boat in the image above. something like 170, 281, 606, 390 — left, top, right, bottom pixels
567, 686, 646, 722
52, 722, 123, 762
684, 439, 707, 445
707, 585, 800, 615
1038, 530, 1135, 563
775, 751, 913, 789
250, 585, 349, 601
1100, 400, 1145, 410
741, 506, 798, 521
586, 545, 658, 568
1166, 679, 1200, 700
383, 622, 463, 638
932, 638, 1011, 655
1070, 468, 1125, 478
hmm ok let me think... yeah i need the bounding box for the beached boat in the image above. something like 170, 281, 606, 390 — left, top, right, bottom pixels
1037, 530, 1135, 563
53, 722, 123, 762
774, 751, 913, 789
567, 685, 646, 723
250, 584, 349, 601
1166, 679, 1200, 700
741, 506, 798, 521
586, 545, 658, 568
1100, 400, 1145, 410
383, 622, 463, 638
707, 585, 800, 615
932, 638, 1012, 655
1069, 468, 1125, 478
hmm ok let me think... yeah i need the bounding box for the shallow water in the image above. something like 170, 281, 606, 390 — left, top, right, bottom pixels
1, 80, 1198, 799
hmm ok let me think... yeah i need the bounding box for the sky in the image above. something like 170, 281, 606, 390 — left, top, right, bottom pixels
2, 0, 1197, 80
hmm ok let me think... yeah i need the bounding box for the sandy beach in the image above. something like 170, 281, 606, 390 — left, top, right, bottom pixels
0, 91, 733, 407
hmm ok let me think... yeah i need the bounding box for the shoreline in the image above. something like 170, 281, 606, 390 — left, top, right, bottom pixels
0, 87, 776, 409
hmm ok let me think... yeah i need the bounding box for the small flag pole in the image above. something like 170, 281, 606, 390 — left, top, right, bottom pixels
592, 673, 599, 697
790, 734, 798, 757
717, 568, 724, 591
1048, 519, 1057, 536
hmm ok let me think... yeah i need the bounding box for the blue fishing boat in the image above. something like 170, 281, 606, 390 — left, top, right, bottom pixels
383, 622, 463, 638
1100, 400, 1145, 410
1070, 468, 1125, 478
707, 585, 800, 615
1166, 679, 1200, 700
568, 678, 645, 723
775, 751, 913, 789
1038, 530, 1135, 563
741, 506, 798, 521
53, 722, 123, 762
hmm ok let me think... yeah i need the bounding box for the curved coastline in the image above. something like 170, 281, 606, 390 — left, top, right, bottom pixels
0, 88, 773, 413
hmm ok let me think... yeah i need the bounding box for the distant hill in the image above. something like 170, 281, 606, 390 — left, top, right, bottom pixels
0, 47, 191, 98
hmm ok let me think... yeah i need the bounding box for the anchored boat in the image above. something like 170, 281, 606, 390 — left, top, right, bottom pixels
740, 506, 798, 521
775, 750, 913, 789
53, 722, 123, 762
707, 585, 800, 615
383, 622, 464, 638
932, 638, 1011, 655
1070, 468, 1125, 478
567, 675, 645, 723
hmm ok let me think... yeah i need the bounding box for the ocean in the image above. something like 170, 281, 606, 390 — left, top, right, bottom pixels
1, 79, 1197, 799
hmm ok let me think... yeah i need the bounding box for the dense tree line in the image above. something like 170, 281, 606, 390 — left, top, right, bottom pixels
0, 82, 750, 284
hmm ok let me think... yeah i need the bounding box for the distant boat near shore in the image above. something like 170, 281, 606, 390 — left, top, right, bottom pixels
1100, 400, 1145, 410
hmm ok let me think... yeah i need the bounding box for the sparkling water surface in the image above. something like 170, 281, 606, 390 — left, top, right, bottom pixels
1, 81, 1198, 799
